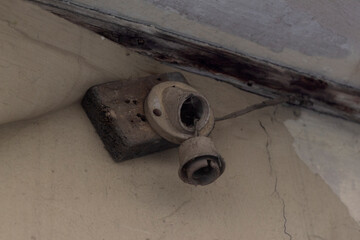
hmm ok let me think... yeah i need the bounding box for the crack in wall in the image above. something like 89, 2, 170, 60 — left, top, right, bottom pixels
280, 195, 293, 240
259, 120, 293, 240
259, 120, 273, 175
160, 199, 192, 221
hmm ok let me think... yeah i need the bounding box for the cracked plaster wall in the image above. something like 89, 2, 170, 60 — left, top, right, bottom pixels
0, 1, 360, 239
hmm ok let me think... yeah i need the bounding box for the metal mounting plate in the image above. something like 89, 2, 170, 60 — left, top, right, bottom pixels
81, 72, 187, 162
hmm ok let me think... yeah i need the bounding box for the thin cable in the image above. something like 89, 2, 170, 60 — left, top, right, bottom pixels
194, 119, 200, 136
215, 97, 287, 122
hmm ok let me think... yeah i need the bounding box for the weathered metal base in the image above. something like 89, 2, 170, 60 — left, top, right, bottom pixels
81, 72, 186, 162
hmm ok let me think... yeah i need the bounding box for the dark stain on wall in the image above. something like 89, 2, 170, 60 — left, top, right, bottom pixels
27, 0, 360, 123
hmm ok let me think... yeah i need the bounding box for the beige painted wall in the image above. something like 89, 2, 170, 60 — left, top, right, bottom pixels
0, 1, 360, 239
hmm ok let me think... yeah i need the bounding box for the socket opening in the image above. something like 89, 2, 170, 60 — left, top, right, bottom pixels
192, 159, 217, 181
182, 156, 221, 186
180, 95, 207, 130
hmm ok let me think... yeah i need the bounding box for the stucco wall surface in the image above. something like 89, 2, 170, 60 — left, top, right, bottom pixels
0, 1, 360, 239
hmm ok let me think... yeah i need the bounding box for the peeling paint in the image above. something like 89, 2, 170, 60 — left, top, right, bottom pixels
285, 109, 360, 224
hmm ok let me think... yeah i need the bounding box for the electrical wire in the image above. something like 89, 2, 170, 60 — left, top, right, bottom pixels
215, 97, 287, 122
